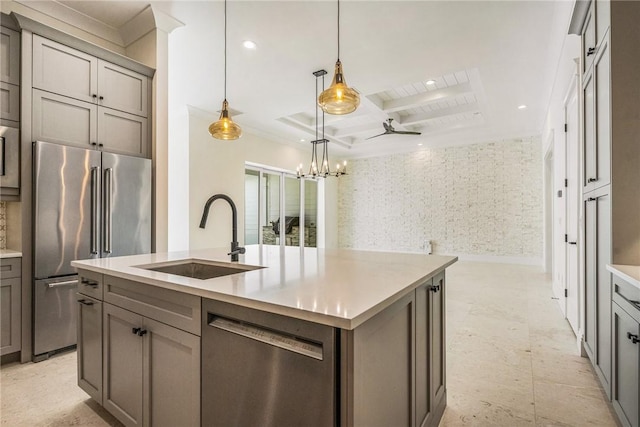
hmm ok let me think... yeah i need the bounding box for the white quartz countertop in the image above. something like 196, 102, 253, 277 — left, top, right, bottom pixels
72, 246, 457, 329
607, 264, 640, 290
0, 249, 22, 259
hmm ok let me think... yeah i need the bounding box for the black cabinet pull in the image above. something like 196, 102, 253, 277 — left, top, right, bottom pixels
99, 96, 104, 101
568, 241, 577, 245
91, 142, 97, 146
81, 278, 98, 288
587, 47, 596, 56
429, 284, 440, 292
137, 329, 148, 337
587, 197, 598, 202
92, 94, 97, 99
132, 327, 141, 335
587, 177, 598, 183
628, 332, 639, 344
77, 299, 94, 306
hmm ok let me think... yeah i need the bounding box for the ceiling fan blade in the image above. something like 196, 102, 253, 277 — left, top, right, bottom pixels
365, 132, 388, 140
392, 131, 422, 136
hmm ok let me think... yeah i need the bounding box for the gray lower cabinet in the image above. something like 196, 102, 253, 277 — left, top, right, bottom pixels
102, 302, 200, 427
416, 272, 446, 427
612, 301, 639, 427
0, 257, 21, 355
77, 295, 102, 403
584, 190, 611, 396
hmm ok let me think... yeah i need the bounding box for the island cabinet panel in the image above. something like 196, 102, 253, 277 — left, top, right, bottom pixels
144, 317, 200, 427
430, 271, 446, 421
103, 303, 144, 427
346, 291, 416, 427
77, 294, 102, 403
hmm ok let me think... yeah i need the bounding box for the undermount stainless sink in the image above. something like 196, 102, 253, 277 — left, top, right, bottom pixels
137, 260, 264, 280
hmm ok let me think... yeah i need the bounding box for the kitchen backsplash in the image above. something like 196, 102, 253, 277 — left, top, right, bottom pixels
338, 138, 542, 261
0, 201, 6, 249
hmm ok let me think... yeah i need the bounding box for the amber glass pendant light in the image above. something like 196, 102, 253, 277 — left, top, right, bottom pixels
209, 0, 242, 140
318, 0, 360, 115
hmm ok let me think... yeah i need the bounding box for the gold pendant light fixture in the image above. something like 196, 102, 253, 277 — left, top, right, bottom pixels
318, 0, 360, 115
209, 0, 242, 140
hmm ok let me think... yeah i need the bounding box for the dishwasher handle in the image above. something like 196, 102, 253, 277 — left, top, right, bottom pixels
208, 316, 323, 360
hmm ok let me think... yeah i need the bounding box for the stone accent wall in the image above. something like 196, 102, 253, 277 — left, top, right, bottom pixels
337, 138, 542, 259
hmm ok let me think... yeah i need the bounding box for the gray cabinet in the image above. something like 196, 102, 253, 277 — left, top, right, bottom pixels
103, 302, 200, 427
31, 35, 150, 157
33, 35, 148, 117
584, 190, 611, 396
32, 89, 148, 157
612, 300, 639, 427
103, 302, 143, 427
77, 294, 102, 403
78, 271, 200, 427
1, 25, 20, 127
416, 272, 446, 427
0, 257, 21, 355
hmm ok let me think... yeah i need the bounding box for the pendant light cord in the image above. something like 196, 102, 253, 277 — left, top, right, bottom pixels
224, 0, 227, 100
337, 0, 340, 61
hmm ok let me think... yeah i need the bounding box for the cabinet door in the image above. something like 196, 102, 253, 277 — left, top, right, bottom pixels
593, 38, 610, 190
98, 60, 148, 117
32, 89, 98, 148
77, 295, 102, 402
415, 279, 433, 427
594, 192, 612, 397
103, 303, 144, 427
0, 277, 21, 355
1, 26, 20, 85
143, 318, 200, 427
430, 272, 446, 416
583, 72, 596, 190
0, 81, 19, 122
612, 303, 639, 427
584, 196, 597, 360
582, 2, 597, 74
98, 108, 148, 157
32, 35, 97, 104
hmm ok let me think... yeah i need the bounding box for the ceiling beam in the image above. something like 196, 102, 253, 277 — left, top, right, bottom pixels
381, 83, 473, 113
276, 117, 353, 149
399, 103, 480, 125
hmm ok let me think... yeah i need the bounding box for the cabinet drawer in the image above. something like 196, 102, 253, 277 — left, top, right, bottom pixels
613, 274, 640, 318
0, 82, 19, 122
0, 257, 21, 279
104, 275, 201, 336
77, 269, 103, 300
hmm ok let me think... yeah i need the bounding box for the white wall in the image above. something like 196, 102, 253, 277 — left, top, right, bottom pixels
184, 110, 336, 250
338, 138, 543, 264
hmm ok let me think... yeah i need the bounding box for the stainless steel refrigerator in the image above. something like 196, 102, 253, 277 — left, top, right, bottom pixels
33, 140, 151, 360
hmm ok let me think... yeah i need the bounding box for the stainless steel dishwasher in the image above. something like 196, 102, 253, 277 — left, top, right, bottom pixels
202, 298, 337, 427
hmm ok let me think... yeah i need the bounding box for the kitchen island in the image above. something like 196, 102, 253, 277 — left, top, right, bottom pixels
72, 245, 457, 427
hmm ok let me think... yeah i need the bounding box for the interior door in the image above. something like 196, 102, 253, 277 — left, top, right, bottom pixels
565, 79, 580, 335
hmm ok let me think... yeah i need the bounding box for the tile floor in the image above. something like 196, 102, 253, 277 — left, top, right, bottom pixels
0, 261, 619, 426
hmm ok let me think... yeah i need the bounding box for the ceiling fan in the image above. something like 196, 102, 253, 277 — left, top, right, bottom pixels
366, 118, 422, 140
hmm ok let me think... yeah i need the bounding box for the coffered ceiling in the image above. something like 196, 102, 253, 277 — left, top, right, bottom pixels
8, 0, 575, 159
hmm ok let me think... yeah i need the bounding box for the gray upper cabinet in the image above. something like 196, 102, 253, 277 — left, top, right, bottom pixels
33, 36, 148, 118
33, 34, 98, 105
1, 26, 20, 85
31, 34, 150, 157
98, 60, 148, 117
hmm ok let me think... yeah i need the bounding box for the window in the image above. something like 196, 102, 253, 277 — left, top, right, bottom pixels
245, 164, 319, 248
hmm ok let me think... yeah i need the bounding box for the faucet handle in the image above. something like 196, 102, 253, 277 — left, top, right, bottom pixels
228, 246, 246, 256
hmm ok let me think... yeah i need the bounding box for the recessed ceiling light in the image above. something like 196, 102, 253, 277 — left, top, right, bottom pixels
243, 40, 257, 49
418, 143, 423, 146
300, 139, 306, 142
518, 104, 527, 110
425, 80, 436, 85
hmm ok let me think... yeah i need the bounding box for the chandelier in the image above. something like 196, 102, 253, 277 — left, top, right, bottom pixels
297, 69, 347, 179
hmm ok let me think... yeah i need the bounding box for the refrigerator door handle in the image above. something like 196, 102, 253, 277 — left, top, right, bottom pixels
104, 167, 113, 254
90, 166, 99, 255
47, 279, 79, 288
